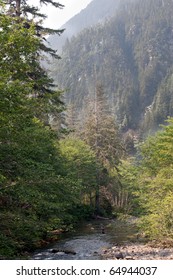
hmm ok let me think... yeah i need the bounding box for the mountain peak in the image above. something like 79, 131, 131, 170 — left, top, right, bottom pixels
48, 0, 121, 51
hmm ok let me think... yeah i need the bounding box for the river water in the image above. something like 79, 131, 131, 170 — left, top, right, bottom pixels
32, 219, 138, 260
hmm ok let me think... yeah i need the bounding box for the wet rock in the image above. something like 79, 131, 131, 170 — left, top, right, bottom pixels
51, 249, 76, 255
114, 252, 124, 259
64, 249, 76, 255
51, 249, 59, 253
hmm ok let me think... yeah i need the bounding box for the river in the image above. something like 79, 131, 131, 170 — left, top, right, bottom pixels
32, 218, 138, 260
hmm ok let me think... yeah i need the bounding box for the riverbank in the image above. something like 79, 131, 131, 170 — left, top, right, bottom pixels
31, 216, 173, 260
100, 216, 173, 260
101, 242, 173, 260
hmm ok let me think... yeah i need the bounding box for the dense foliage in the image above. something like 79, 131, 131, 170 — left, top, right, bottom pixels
0, 1, 98, 259
136, 118, 173, 240
79, 84, 125, 214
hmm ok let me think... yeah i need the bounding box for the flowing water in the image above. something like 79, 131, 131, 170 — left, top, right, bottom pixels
32, 219, 138, 260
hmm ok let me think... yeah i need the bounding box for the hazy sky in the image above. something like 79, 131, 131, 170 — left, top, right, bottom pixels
31, 0, 93, 29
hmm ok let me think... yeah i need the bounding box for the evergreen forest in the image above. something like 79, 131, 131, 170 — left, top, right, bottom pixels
52, 0, 173, 135
1, 0, 173, 259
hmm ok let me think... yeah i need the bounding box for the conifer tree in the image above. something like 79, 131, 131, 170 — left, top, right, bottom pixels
82, 83, 123, 168
1, 0, 64, 121
4, 0, 64, 57
0, 1, 74, 258
81, 83, 124, 213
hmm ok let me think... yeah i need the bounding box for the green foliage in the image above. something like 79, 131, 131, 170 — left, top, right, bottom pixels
0, 1, 96, 259
59, 137, 97, 195
117, 159, 139, 214
81, 84, 124, 168
77, 84, 125, 214
137, 118, 173, 239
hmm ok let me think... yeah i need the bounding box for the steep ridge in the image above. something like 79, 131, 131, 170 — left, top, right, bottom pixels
51, 0, 173, 135
48, 0, 121, 52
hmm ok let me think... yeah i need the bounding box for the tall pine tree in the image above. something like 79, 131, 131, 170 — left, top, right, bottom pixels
1, 0, 64, 122
81, 83, 124, 213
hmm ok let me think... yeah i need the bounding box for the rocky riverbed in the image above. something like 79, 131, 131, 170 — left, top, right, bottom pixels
101, 242, 173, 260
32, 217, 173, 260
101, 217, 173, 260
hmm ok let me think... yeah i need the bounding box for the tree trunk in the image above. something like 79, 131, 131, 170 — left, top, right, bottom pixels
16, 0, 21, 16
95, 187, 100, 214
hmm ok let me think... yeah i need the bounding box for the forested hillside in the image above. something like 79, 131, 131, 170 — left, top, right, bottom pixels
48, 0, 121, 51
52, 0, 173, 135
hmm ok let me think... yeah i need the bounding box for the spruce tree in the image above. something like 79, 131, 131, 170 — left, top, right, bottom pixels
81, 83, 124, 213
1, 0, 64, 121
4, 0, 64, 57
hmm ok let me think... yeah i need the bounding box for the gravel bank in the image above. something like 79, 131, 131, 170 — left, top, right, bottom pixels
101, 243, 173, 260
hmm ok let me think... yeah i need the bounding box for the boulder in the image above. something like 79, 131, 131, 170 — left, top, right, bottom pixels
114, 252, 124, 259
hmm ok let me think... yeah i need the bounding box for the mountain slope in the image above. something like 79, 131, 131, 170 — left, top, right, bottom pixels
48, 0, 121, 51
51, 0, 173, 135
